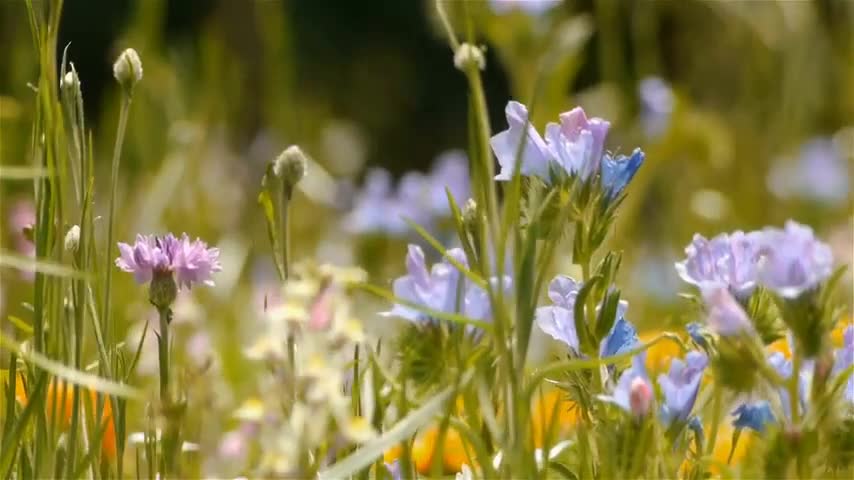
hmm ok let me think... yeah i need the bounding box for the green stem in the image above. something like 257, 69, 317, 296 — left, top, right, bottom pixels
102, 95, 132, 364
157, 308, 170, 401
789, 347, 802, 426
705, 386, 723, 458
280, 187, 292, 281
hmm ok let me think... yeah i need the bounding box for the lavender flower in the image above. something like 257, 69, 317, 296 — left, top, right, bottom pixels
732, 401, 775, 433
767, 137, 849, 205
535, 275, 637, 355
383, 245, 508, 326
701, 286, 754, 336
343, 151, 470, 236
491, 101, 553, 181
599, 353, 652, 416
638, 77, 674, 139
658, 351, 708, 425
545, 106, 611, 181
600, 148, 645, 201
675, 230, 764, 298
116, 233, 221, 290
832, 326, 853, 403
757, 220, 834, 299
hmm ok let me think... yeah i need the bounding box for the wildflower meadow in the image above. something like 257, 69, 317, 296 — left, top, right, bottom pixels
1, 1, 852, 479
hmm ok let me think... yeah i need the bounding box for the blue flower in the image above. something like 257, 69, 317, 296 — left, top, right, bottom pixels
767, 137, 849, 205
490, 0, 561, 15
658, 351, 708, 425
599, 316, 638, 358
601, 148, 644, 201
732, 402, 775, 433
701, 286, 754, 336
598, 353, 653, 416
383, 245, 510, 328
757, 220, 834, 299
545, 107, 611, 182
638, 77, 674, 139
675, 230, 764, 299
535, 275, 637, 355
686, 322, 708, 348
490, 101, 553, 182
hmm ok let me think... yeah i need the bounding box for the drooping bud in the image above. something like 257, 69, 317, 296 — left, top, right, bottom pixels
453, 43, 485, 72
113, 48, 143, 94
273, 145, 308, 193
629, 377, 653, 417
64, 225, 80, 253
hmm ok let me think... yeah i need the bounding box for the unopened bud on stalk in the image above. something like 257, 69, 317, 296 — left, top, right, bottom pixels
453, 43, 485, 71
629, 377, 653, 417
462, 198, 478, 229
64, 225, 80, 253
113, 48, 143, 94
273, 145, 308, 191
60, 70, 80, 95
149, 271, 178, 311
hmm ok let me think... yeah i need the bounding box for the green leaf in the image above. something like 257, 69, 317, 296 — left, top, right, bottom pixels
0, 166, 50, 180
317, 373, 470, 480
0, 373, 46, 477
0, 334, 143, 400
257, 185, 285, 281
594, 288, 621, 342
6, 316, 34, 336
573, 275, 600, 354
0, 250, 89, 279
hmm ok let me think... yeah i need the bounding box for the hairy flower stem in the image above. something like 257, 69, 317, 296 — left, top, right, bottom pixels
102, 95, 132, 364
280, 186, 292, 281
157, 307, 180, 476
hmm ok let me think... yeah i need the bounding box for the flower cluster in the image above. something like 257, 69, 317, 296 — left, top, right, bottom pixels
227, 263, 372, 477
490, 101, 644, 201
343, 150, 470, 236
677, 220, 834, 301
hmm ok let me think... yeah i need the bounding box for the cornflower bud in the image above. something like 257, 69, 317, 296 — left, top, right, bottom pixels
64, 225, 80, 253
453, 43, 485, 71
113, 48, 143, 94
273, 145, 308, 193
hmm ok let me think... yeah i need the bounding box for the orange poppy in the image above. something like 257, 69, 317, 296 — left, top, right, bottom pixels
13, 374, 116, 460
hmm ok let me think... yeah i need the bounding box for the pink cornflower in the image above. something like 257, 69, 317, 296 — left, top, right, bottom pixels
116, 233, 221, 290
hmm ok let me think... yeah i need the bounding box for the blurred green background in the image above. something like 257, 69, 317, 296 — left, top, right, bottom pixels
2, 0, 853, 396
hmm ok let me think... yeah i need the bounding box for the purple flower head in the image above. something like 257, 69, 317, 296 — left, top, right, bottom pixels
490, 0, 561, 15
383, 245, 509, 327
535, 275, 636, 355
545, 107, 611, 181
116, 233, 221, 290
832, 326, 854, 403
658, 351, 708, 425
600, 148, 644, 201
638, 77, 674, 139
701, 286, 754, 336
491, 101, 553, 182
675, 230, 764, 299
767, 137, 849, 205
732, 401, 775, 433
598, 353, 652, 416
757, 220, 834, 299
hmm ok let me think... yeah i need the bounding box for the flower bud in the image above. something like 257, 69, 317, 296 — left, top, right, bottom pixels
149, 270, 178, 310
113, 48, 143, 94
462, 198, 478, 229
60, 70, 80, 96
273, 145, 308, 191
454, 43, 485, 71
629, 377, 652, 417
64, 225, 80, 253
